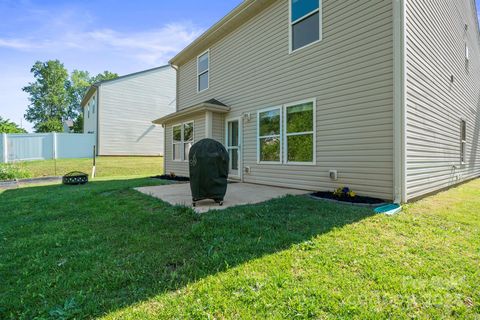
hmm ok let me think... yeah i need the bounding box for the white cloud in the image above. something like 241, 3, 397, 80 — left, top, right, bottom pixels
0, 22, 203, 66
0, 38, 39, 50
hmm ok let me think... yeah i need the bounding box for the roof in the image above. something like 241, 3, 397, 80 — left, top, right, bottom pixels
169, 0, 274, 66
153, 99, 230, 125
80, 65, 172, 108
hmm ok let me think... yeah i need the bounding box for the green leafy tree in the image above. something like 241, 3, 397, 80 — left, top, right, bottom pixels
23, 60, 70, 132
72, 113, 84, 133
68, 70, 91, 118
36, 118, 63, 133
23, 60, 118, 133
91, 71, 119, 84
0, 117, 27, 133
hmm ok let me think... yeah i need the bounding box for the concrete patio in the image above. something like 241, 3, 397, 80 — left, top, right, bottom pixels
136, 182, 310, 213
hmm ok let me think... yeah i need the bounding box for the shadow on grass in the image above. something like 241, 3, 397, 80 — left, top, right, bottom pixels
0, 178, 375, 319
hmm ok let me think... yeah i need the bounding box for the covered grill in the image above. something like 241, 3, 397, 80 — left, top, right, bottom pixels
189, 139, 229, 207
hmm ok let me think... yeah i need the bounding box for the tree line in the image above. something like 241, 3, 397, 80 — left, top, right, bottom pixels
0, 60, 118, 134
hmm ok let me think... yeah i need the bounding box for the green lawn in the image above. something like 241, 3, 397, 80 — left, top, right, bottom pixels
1, 178, 479, 319
20, 156, 164, 179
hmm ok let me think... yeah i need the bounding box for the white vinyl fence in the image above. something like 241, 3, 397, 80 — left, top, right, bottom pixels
1, 133, 96, 163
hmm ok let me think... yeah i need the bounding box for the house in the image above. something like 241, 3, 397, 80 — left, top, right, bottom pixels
153, 0, 480, 203
62, 120, 74, 133
82, 65, 176, 156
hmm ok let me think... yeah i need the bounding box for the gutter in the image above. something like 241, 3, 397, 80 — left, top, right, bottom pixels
393, 0, 407, 203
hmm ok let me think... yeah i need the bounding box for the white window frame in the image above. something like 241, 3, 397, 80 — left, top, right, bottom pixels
257, 106, 283, 165
172, 124, 183, 162
289, 0, 323, 54
197, 49, 210, 93
172, 121, 195, 162
283, 98, 317, 166
460, 119, 467, 165
182, 121, 195, 162
256, 99, 317, 166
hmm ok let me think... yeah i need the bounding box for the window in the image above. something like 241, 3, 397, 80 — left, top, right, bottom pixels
257, 99, 316, 165
172, 125, 182, 161
290, 0, 321, 52
285, 100, 315, 163
183, 122, 194, 160
197, 50, 209, 92
172, 121, 195, 161
460, 120, 467, 164
258, 108, 282, 163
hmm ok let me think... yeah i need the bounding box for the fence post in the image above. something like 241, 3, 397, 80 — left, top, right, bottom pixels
52, 132, 58, 160
2, 133, 7, 163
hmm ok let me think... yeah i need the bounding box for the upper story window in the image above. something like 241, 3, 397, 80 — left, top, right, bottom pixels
197, 50, 209, 92
290, 0, 322, 52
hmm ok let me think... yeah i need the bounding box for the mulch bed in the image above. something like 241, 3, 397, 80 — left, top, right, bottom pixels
311, 191, 385, 205
151, 175, 190, 182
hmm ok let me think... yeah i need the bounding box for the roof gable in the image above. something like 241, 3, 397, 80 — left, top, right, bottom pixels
169, 0, 275, 66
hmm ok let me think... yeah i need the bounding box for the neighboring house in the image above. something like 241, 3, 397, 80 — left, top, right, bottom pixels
154, 0, 480, 202
82, 65, 176, 156
62, 120, 74, 133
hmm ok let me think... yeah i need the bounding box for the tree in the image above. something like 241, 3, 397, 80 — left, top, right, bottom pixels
67, 70, 91, 119
91, 71, 119, 84
72, 113, 84, 133
22, 60, 118, 133
0, 117, 27, 133
36, 118, 63, 133
23, 60, 70, 132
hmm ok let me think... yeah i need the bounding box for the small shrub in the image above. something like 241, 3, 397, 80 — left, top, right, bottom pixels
0, 163, 31, 181
333, 186, 356, 199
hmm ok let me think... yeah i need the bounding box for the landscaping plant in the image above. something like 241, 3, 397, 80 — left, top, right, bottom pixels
0, 163, 31, 181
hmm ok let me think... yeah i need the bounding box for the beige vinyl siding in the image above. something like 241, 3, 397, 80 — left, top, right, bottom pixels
405, 0, 480, 200
164, 112, 206, 177
212, 113, 225, 143
175, 0, 395, 200
98, 67, 176, 156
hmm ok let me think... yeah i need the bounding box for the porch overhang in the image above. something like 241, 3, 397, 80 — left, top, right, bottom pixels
152, 99, 230, 125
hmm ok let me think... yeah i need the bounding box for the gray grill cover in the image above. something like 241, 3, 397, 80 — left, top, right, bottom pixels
189, 139, 229, 202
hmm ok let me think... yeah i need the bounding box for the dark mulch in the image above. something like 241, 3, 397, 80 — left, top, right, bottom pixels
151, 175, 190, 182
311, 192, 385, 205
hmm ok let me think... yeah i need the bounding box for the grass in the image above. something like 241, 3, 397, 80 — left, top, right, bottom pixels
19, 156, 164, 179
1, 178, 479, 319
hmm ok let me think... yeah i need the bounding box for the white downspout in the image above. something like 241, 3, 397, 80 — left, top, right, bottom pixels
393, 0, 407, 203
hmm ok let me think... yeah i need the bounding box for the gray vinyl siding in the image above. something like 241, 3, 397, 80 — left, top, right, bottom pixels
164, 112, 206, 177
98, 67, 176, 156
174, 0, 395, 200
405, 0, 480, 200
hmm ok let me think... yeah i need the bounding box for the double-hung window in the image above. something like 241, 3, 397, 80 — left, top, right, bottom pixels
172, 121, 195, 161
257, 99, 316, 165
290, 0, 322, 52
285, 100, 315, 163
258, 108, 282, 163
197, 50, 209, 92
460, 120, 467, 164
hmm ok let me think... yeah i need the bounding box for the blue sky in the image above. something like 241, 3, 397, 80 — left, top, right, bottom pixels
0, 0, 479, 132
0, 0, 241, 131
